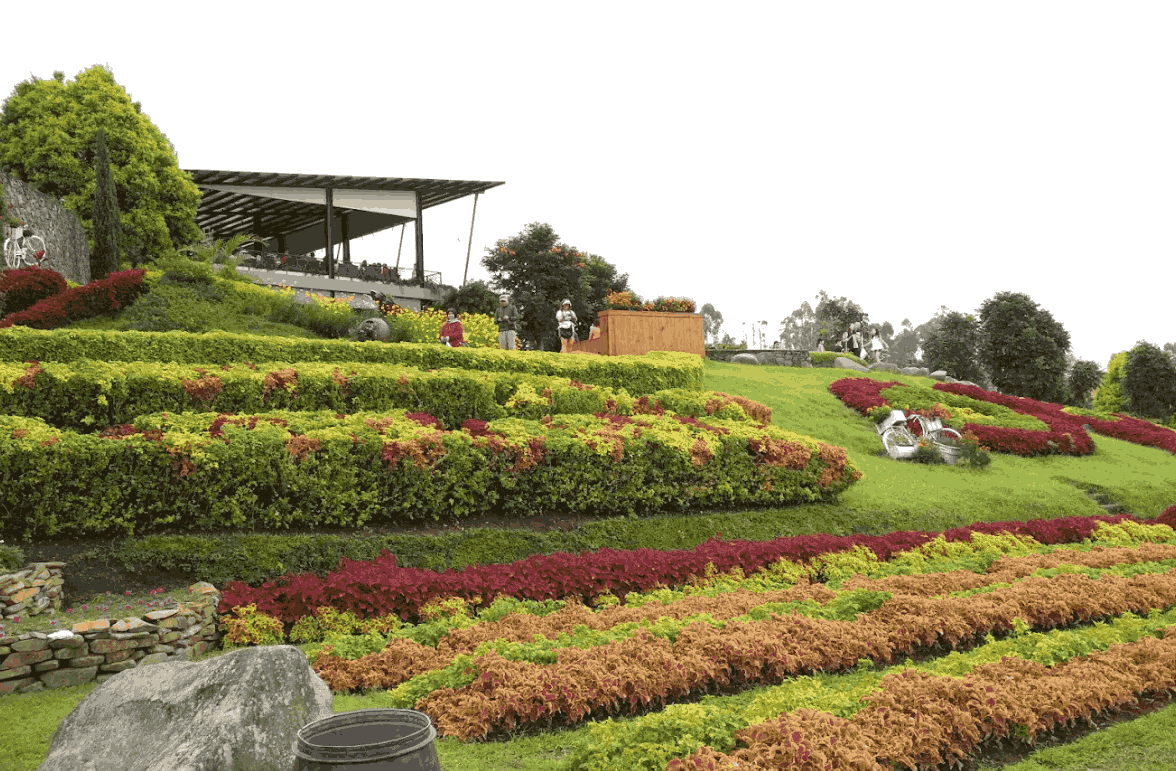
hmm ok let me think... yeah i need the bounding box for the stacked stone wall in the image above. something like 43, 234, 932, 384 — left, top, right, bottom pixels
1, 170, 90, 285
0, 562, 221, 695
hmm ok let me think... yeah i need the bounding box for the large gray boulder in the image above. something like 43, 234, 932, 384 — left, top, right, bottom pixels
355, 317, 391, 342
868, 362, 900, 373
730, 353, 760, 365
834, 356, 869, 372
929, 370, 948, 381
39, 645, 334, 771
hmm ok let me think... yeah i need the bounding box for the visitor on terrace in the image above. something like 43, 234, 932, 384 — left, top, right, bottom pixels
439, 309, 465, 347
496, 294, 519, 350
556, 299, 578, 352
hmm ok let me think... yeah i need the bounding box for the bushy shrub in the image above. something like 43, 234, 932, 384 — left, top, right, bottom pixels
1122, 341, 1176, 420
1093, 351, 1128, 414
0, 269, 147, 329
0, 266, 69, 316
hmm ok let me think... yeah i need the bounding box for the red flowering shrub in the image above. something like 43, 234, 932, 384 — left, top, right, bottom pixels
0, 266, 68, 316
0, 269, 146, 329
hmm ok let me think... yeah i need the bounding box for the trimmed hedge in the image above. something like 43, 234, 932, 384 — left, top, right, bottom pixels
0, 360, 767, 432
0, 409, 859, 543
0, 327, 703, 392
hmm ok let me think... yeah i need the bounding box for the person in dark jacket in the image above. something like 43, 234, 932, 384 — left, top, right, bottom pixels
495, 294, 519, 350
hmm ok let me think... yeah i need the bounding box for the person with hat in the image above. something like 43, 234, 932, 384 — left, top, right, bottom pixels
556, 299, 578, 353
495, 294, 519, 350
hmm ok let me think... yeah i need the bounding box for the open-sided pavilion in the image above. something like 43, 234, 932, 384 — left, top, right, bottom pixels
184, 169, 504, 281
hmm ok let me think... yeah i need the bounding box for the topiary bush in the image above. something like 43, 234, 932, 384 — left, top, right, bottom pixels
0, 266, 68, 316
1122, 341, 1176, 420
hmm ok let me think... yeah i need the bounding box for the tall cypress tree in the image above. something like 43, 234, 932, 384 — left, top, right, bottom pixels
91, 128, 120, 281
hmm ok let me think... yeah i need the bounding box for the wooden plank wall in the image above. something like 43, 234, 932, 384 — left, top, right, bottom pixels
565, 311, 704, 357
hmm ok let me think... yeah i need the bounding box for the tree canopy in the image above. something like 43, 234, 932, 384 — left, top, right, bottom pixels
481, 222, 629, 351
700, 303, 724, 345
0, 66, 202, 262
920, 310, 985, 384
814, 291, 869, 350
1122, 341, 1176, 420
438, 279, 499, 317
978, 292, 1071, 402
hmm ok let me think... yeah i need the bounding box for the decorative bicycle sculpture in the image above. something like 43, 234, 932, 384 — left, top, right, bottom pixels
876, 409, 964, 462
3, 223, 48, 269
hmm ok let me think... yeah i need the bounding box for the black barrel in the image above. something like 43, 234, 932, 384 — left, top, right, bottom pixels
293, 709, 442, 770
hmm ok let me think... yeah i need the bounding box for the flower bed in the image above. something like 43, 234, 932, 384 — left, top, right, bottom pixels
937, 382, 1176, 456
208, 517, 1176, 766
830, 377, 1095, 456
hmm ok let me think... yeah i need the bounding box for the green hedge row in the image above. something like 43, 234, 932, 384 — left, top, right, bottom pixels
0, 359, 767, 432
0, 327, 703, 392
0, 409, 860, 543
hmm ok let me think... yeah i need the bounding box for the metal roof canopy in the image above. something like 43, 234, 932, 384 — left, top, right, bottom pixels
185, 169, 504, 280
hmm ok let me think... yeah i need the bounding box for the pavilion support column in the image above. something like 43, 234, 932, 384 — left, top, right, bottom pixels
324, 186, 335, 279
414, 191, 424, 282
277, 234, 287, 253
251, 214, 263, 247
342, 212, 351, 264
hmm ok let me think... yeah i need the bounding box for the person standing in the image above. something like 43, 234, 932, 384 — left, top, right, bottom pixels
439, 309, 465, 347
869, 328, 888, 363
556, 299, 578, 353
495, 294, 519, 350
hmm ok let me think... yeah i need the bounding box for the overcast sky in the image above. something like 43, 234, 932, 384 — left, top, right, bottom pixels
4, 2, 1172, 364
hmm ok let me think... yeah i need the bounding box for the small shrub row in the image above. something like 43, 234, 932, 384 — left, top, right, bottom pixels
0, 327, 704, 393
0, 408, 856, 543
0, 359, 768, 433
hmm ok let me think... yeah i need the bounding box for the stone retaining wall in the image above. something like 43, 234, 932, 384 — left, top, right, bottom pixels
1, 171, 90, 285
706, 349, 813, 366
0, 562, 221, 696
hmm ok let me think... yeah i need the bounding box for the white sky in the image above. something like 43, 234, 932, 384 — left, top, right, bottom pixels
4, 2, 1172, 364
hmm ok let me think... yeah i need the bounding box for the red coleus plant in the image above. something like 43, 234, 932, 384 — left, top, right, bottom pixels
0, 269, 146, 329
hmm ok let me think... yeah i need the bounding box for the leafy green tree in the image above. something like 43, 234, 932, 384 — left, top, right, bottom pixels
438, 279, 499, 316
1122, 341, 1176, 419
0, 66, 201, 260
920, 311, 985, 383
978, 292, 1071, 402
90, 129, 120, 281
700, 303, 724, 344
481, 222, 628, 351
1066, 359, 1105, 409
814, 290, 868, 351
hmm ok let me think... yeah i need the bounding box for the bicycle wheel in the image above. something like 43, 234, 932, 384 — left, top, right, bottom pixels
930, 427, 962, 443
881, 426, 918, 459
20, 235, 48, 266
2, 238, 19, 269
